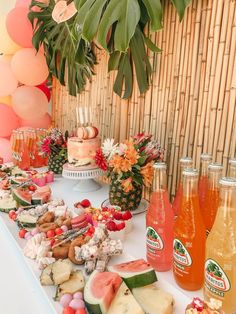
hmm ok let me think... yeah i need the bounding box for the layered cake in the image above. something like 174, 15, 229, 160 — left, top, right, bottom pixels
68, 126, 101, 169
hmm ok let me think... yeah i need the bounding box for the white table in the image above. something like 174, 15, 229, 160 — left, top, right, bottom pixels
0, 176, 202, 314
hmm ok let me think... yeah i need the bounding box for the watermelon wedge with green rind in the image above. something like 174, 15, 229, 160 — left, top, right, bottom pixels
32, 190, 51, 205
84, 271, 122, 314
11, 177, 28, 185
12, 188, 32, 206
0, 197, 17, 213
108, 259, 157, 290
17, 212, 38, 229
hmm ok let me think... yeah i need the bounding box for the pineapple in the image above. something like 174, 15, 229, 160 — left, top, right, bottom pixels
48, 152, 67, 174
109, 179, 142, 211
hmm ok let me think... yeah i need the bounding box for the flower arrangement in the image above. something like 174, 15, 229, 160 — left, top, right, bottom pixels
39, 128, 68, 159
39, 128, 68, 174
95, 133, 164, 193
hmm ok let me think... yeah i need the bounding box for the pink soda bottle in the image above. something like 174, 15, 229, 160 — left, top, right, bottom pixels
199, 153, 212, 213
146, 162, 174, 271
172, 157, 193, 217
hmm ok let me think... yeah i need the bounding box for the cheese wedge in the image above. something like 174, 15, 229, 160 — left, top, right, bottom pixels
132, 284, 174, 314
108, 282, 144, 314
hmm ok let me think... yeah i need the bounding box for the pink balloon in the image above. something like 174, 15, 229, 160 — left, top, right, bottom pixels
11, 48, 49, 86
6, 7, 33, 48
20, 113, 52, 129
0, 104, 20, 137
0, 138, 13, 162
15, 0, 31, 7
12, 86, 48, 120
0, 60, 18, 97
36, 84, 51, 101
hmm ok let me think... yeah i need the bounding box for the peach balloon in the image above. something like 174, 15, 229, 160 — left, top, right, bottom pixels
11, 48, 49, 86
20, 113, 52, 129
12, 86, 48, 120
0, 103, 20, 137
0, 96, 12, 106
15, 0, 31, 7
0, 138, 13, 162
0, 15, 21, 54
0, 60, 18, 97
6, 7, 33, 48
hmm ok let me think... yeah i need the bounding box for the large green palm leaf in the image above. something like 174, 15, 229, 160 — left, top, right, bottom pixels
28, 0, 96, 96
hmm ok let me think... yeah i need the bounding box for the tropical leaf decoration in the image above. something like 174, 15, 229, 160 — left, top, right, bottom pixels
28, 0, 96, 96
29, 0, 191, 99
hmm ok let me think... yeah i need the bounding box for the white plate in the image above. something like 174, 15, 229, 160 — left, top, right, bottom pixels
101, 198, 149, 215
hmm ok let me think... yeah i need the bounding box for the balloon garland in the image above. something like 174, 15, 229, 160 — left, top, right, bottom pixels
0, 0, 52, 162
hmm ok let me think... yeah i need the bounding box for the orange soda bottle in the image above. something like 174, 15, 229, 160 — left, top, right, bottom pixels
204, 177, 236, 313
146, 162, 174, 271
202, 163, 223, 236
199, 153, 212, 213
173, 169, 206, 290
228, 158, 236, 178
18, 131, 30, 170
172, 157, 193, 216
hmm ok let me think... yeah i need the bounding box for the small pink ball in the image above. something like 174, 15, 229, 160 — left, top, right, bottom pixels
31, 228, 39, 236
69, 299, 85, 310
73, 292, 83, 300
60, 294, 73, 308
61, 225, 68, 232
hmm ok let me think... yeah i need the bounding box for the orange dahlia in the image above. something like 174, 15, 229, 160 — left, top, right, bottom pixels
141, 162, 154, 187
109, 154, 123, 173
121, 177, 133, 193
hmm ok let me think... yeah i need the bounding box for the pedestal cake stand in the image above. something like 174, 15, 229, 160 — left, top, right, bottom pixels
62, 163, 104, 192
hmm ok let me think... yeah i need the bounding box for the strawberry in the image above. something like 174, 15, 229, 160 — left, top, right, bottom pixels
80, 199, 91, 208
113, 211, 123, 220
122, 211, 132, 220
116, 221, 125, 231
106, 221, 117, 231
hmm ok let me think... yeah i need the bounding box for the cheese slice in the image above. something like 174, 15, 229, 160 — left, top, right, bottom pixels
107, 282, 144, 314
132, 284, 174, 314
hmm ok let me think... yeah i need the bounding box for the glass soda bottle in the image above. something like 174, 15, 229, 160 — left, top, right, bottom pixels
18, 131, 30, 170
202, 163, 223, 236
173, 169, 206, 290
199, 153, 212, 213
172, 157, 193, 216
146, 162, 174, 271
228, 158, 236, 178
204, 177, 236, 313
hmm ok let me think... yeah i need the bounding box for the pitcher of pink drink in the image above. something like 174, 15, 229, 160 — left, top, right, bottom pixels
146, 162, 174, 271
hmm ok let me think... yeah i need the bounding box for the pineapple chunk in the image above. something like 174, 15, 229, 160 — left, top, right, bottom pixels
132, 284, 174, 314
55, 270, 85, 300
40, 259, 72, 286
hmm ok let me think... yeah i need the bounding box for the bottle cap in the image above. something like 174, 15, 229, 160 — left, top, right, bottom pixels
229, 158, 236, 166
219, 177, 236, 187
153, 162, 167, 170
200, 153, 212, 161
208, 162, 223, 171
180, 157, 193, 164
182, 168, 198, 177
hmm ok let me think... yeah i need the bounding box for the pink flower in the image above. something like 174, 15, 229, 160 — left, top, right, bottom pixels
133, 133, 152, 145
95, 148, 108, 171
41, 137, 51, 154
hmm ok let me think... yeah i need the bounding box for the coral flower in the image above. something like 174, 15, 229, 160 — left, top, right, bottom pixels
121, 177, 134, 193
121, 159, 132, 172
41, 137, 51, 154
141, 162, 154, 187
109, 154, 124, 173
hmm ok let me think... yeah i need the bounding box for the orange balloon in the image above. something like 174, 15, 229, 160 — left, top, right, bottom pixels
20, 113, 52, 129
11, 48, 49, 86
0, 103, 20, 137
0, 60, 18, 97
12, 86, 48, 120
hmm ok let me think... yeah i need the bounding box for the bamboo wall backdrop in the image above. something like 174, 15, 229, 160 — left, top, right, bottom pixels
52, 0, 236, 199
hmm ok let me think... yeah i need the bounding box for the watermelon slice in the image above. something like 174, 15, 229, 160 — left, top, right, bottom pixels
32, 189, 51, 205
108, 259, 157, 290
0, 197, 17, 213
84, 271, 122, 314
11, 177, 28, 185
12, 188, 32, 206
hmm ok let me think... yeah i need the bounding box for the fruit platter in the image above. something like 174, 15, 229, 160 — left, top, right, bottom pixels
0, 164, 221, 314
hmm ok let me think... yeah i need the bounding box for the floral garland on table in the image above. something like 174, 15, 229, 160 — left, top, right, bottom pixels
95, 133, 164, 193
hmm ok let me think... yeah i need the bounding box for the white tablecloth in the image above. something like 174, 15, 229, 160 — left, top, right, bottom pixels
0, 176, 202, 314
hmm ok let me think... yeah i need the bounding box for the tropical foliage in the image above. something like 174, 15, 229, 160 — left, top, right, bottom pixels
29, 0, 190, 98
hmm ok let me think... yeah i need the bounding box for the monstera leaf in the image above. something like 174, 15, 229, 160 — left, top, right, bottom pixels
28, 0, 96, 96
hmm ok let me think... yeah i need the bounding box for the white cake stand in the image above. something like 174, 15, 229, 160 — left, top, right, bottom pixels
62, 163, 104, 192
